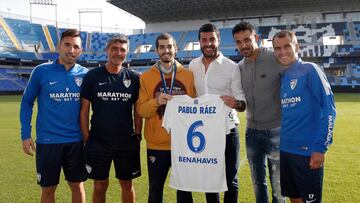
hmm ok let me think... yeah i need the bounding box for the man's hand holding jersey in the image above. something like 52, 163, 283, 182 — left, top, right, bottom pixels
220, 95, 246, 112
157, 93, 173, 106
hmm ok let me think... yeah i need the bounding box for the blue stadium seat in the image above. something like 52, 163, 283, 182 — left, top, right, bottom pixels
220, 48, 237, 56
0, 25, 15, 48
0, 68, 28, 91
258, 25, 286, 39
90, 32, 114, 52
354, 22, 360, 40
137, 52, 159, 60
41, 52, 58, 60
0, 51, 37, 60
169, 31, 183, 45
178, 30, 197, 50
5, 18, 49, 51
220, 28, 234, 48
47, 25, 58, 47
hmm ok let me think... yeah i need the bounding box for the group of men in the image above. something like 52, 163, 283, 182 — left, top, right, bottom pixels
20, 21, 336, 203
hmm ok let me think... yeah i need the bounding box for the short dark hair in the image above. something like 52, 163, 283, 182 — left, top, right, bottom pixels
272, 30, 298, 45
232, 21, 256, 37
106, 34, 129, 49
156, 32, 177, 50
198, 23, 220, 40
60, 29, 80, 44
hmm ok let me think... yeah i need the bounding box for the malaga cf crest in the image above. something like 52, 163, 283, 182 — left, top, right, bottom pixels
74, 77, 83, 87
290, 79, 297, 90
123, 79, 131, 88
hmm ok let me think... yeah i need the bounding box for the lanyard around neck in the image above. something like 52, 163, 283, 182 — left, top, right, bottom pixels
160, 62, 177, 94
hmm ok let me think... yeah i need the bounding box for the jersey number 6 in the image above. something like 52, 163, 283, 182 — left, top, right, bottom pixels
187, 120, 206, 153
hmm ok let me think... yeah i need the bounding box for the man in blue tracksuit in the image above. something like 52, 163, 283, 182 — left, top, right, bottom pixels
272, 30, 336, 203
20, 29, 88, 203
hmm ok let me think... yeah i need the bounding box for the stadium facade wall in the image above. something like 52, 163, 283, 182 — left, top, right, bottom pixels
281, 12, 321, 24
145, 19, 209, 33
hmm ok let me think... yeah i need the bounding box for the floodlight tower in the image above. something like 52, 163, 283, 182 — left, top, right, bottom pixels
29, 0, 58, 28
78, 8, 103, 33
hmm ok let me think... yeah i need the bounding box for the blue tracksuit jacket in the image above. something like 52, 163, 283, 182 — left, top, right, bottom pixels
20, 59, 88, 143
280, 58, 336, 156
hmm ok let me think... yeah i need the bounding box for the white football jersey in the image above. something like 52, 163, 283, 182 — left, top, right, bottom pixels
162, 94, 231, 192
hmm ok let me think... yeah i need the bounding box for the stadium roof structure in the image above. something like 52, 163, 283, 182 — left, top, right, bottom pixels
108, 0, 360, 23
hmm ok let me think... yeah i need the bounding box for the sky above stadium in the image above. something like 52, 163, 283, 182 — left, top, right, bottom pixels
0, 0, 145, 31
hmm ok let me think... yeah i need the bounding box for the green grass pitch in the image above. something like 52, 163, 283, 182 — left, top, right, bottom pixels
0, 93, 359, 202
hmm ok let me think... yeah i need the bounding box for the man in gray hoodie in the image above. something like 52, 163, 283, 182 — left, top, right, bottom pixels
233, 22, 285, 203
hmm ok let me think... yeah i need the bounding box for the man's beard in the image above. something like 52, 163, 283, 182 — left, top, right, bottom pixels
240, 48, 254, 57
201, 46, 218, 59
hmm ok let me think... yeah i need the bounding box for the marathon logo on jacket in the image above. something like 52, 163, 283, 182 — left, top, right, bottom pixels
281, 79, 301, 106
281, 91, 301, 108
49, 88, 80, 102
97, 92, 132, 101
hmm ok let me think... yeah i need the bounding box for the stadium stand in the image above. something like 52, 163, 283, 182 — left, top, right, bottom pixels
0, 14, 360, 93
90, 32, 114, 52
47, 25, 58, 48
0, 50, 37, 60
0, 24, 15, 48
178, 30, 197, 51
0, 67, 29, 91
354, 21, 360, 40
5, 18, 49, 51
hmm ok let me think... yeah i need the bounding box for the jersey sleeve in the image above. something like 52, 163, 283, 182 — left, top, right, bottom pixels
224, 105, 232, 135
308, 64, 336, 153
80, 71, 93, 101
19, 67, 40, 141
162, 99, 173, 134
